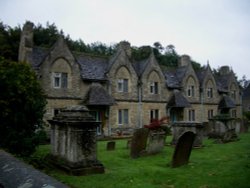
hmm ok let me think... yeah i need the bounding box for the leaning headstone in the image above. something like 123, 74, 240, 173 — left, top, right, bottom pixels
130, 128, 149, 158
106, 141, 116, 151
172, 131, 196, 168
147, 130, 166, 154
48, 105, 104, 176
0, 150, 69, 188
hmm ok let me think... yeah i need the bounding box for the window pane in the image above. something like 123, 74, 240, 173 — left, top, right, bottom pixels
61, 73, 68, 88
124, 109, 128, 124
118, 110, 122, 124
54, 77, 60, 88
124, 79, 128, 92
155, 82, 158, 94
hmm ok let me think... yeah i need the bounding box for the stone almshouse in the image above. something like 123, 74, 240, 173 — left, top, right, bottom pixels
18, 22, 242, 136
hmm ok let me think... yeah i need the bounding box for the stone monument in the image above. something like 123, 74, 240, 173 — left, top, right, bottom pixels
48, 105, 104, 176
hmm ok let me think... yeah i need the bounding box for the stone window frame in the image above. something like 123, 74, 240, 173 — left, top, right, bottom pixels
118, 109, 129, 126
208, 109, 214, 119
188, 109, 195, 122
149, 82, 159, 94
187, 85, 195, 97
117, 78, 128, 93
150, 109, 159, 121
52, 72, 68, 89
207, 87, 213, 98
231, 109, 237, 118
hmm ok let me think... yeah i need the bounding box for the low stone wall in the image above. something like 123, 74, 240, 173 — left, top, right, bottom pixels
0, 150, 69, 188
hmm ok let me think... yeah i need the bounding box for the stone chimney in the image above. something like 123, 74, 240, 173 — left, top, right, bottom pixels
219, 66, 230, 75
178, 55, 191, 67
117, 41, 131, 57
18, 21, 34, 63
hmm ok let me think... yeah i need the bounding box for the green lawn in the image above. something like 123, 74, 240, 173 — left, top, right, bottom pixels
31, 133, 250, 188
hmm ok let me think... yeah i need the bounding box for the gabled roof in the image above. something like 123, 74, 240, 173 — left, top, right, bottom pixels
85, 83, 115, 106
164, 66, 188, 89
75, 54, 109, 81
218, 95, 236, 109
167, 90, 191, 108
28, 46, 49, 70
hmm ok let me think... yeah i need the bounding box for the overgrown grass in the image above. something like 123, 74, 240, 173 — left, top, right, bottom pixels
31, 133, 250, 188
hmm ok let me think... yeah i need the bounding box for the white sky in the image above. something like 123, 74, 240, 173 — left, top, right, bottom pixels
1, 0, 250, 79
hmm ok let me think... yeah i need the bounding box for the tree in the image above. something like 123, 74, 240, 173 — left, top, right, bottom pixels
0, 57, 47, 156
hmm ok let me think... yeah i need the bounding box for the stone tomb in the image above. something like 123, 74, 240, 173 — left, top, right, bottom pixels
48, 105, 104, 176
172, 122, 203, 147
172, 131, 196, 168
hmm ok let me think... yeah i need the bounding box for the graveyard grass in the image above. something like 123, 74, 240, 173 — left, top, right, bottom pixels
31, 132, 250, 188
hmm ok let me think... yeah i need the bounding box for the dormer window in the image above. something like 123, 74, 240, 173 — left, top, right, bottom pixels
150, 82, 158, 94
53, 72, 68, 88
187, 85, 195, 97
117, 79, 128, 92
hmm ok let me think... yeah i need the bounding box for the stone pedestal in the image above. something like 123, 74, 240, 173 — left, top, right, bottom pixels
172, 122, 204, 148
48, 105, 104, 176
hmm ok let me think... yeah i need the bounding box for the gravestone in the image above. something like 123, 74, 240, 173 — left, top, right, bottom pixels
147, 130, 166, 154
48, 105, 104, 176
172, 131, 196, 168
106, 141, 116, 151
130, 128, 149, 158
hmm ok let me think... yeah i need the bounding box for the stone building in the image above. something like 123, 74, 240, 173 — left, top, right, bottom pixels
18, 22, 242, 136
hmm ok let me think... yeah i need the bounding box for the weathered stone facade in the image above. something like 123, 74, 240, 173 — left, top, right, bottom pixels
18, 22, 243, 136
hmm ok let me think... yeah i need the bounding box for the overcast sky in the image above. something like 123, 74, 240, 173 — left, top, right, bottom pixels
1, 0, 250, 79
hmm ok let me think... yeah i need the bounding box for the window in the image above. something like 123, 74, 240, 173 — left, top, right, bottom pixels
150, 82, 158, 94
117, 79, 128, 92
207, 88, 213, 98
188, 109, 195, 121
90, 111, 102, 135
118, 109, 129, 125
53, 108, 62, 117
231, 109, 237, 118
231, 90, 236, 100
187, 85, 195, 97
53, 72, 68, 88
150, 109, 159, 121
208, 109, 214, 119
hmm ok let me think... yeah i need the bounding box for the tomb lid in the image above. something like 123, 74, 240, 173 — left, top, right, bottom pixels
52, 105, 96, 122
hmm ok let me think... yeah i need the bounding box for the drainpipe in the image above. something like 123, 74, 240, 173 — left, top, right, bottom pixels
138, 80, 143, 128
200, 87, 204, 123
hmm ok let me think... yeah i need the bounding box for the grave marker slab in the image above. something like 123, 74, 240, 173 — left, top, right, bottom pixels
106, 141, 116, 151
130, 128, 149, 158
172, 131, 196, 168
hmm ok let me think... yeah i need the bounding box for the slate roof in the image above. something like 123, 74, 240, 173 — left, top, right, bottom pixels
167, 91, 191, 108
243, 84, 250, 100
28, 46, 49, 70
218, 95, 236, 109
132, 59, 149, 77
215, 75, 229, 93
85, 83, 115, 105
75, 54, 109, 81
164, 66, 187, 89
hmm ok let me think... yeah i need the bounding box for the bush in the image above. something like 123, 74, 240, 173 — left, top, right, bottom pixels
0, 57, 47, 156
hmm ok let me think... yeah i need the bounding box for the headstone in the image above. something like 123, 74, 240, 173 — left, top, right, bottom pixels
147, 130, 166, 154
172, 131, 196, 168
126, 139, 131, 149
130, 128, 149, 158
106, 141, 116, 151
48, 105, 104, 176
0, 150, 69, 188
